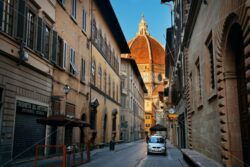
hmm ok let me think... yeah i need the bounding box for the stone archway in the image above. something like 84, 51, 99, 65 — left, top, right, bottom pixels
215, 12, 250, 167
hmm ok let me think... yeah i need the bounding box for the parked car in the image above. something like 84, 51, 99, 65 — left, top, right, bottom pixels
147, 135, 166, 156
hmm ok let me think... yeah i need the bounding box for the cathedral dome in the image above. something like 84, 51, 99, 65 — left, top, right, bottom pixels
126, 15, 165, 65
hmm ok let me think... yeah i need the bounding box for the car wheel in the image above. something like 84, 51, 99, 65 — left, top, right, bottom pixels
163, 152, 167, 156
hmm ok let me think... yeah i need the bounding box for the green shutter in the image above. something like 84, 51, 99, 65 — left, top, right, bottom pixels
36, 17, 43, 53
51, 30, 58, 63
16, 0, 26, 40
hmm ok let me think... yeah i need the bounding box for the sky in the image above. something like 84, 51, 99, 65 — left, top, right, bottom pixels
110, 0, 173, 46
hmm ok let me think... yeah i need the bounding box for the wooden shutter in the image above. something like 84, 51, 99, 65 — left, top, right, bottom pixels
36, 17, 43, 53
51, 30, 58, 63
63, 41, 67, 69
16, 0, 26, 40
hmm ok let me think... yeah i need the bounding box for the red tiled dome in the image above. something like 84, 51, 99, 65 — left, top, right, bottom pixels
127, 34, 165, 65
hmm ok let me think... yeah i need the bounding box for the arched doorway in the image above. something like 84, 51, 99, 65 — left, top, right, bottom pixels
224, 23, 249, 166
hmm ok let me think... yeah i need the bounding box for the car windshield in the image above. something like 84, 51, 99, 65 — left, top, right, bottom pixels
149, 137, 165, 143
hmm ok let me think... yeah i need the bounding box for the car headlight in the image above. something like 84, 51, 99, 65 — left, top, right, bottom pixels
161, 147, 166, 150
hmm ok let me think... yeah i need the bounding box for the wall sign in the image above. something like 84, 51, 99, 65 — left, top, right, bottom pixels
16, 100, 48, 116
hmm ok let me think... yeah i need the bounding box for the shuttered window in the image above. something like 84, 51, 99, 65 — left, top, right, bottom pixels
17, 0, 26, 39
70, 48, 77, 75
26, 9, 35, 49
71, 0, 77, 20
1, 0, 14, 36
82, 8, 86, 32
51, 30, 58, 63
43, 25, 51, 60
80, 58, 86, 82
63, 41, 67, 69
36, 17, 43, 53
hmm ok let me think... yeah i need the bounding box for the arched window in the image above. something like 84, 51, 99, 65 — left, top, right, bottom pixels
91, 59, 96, 85
98, 65, 102, 89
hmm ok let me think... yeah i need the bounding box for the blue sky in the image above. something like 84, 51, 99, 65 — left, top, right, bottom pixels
110, 0, 173, 45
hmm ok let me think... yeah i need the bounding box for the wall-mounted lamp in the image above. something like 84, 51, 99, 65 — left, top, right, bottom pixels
18, 40, 29, 64
63, 84, 70, 95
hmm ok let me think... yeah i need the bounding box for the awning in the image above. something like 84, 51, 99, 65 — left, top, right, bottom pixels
37, 115, 90, 127
150, 124, 167, 131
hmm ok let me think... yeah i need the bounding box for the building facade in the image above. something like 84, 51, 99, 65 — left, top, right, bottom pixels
124, 15, 166, 135
88, 0, 130, 145
0, 0, 55, 164
170, 0, 250, 166
120, 58, 147, 142
0, 0, 129, 164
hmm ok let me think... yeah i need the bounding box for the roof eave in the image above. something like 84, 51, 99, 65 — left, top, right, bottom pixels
94, 0, 130, 53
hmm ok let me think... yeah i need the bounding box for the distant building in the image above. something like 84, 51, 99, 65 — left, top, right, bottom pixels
123, 15, 167, 135
120, 58, 147, 142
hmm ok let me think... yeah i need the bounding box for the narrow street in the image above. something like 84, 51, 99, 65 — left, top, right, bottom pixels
81, 140, 190, 167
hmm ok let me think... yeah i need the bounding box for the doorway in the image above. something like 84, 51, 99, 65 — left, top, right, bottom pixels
225, 23, 250, 166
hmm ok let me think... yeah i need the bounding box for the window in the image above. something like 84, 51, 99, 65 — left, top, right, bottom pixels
108, 75, 111, 96
82, 8, 87, 32
26, 9, 35, 49
63, 41, 67, 69
66, 102, 75, 117
92, 18, 97, 41
80, 58, 86, 82
195, 58, 202, 102
98, 66, 102, 89
91, 59, 96, 84
56, 36, 63, 67
44, 25, 51, 59
104, 71, 107, 93
71, 0, 77, 20
52, 100, 60, 115
206, 32, 215, 91
116, 85, 119, 101
1, 0, 14, 35
70, 48, 77, 75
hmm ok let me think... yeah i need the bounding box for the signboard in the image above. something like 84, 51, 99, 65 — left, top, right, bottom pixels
16, 100, 48, 116
167, 114, 177, 120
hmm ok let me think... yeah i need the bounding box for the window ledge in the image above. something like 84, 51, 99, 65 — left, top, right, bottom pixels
82, 29, 87, 36
197, 103, 203, 111
70, 16, 78, 25
80, 80, 87, 85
